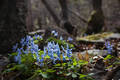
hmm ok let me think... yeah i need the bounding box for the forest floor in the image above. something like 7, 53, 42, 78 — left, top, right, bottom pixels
0, 32, 120, 80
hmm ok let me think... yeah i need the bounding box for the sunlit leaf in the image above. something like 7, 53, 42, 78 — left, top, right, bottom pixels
79, 74, 87, 78
46, 69, 56, 73
72, 73, 77, 78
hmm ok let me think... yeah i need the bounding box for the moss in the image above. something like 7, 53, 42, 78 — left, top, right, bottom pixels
77, 32, 113, 41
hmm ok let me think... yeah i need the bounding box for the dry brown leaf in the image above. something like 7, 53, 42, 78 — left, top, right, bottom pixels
77, 53, 84, 60
84, 51, 89, 61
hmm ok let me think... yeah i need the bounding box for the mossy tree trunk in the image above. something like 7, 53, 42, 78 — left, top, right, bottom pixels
58, 0, 77, 36
0, 0, 27, 54
86, 0, 105, 34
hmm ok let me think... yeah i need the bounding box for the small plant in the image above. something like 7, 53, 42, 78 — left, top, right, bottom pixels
2, 33, 93, 80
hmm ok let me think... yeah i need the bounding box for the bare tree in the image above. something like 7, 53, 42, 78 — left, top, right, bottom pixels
0, 0, 27, 54
58, 0, 77, 36
26, 0, 33, 32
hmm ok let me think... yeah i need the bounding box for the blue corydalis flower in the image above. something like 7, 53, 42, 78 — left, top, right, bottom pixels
34, 34, 39, 40
15, 48, 22, 64
20, 38, 25, 47
13, 43, 18, 52
34, 34, 42, 40
60, 36, 63, 40
43, 47, 47, 56
66, 44, 72, 57
105, 41, 113, 54
62, 53, 66, 61
54, 32, 58, 37
68, 37, 73, 42
39, 35, 42, 39
61, 44, 72, 59
51, 30, 58, 37
51, 30, 56, 34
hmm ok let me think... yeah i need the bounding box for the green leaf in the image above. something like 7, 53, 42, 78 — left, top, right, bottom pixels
41, 72, 48, 78
57, 71, 63, 74
66, 73, 71, 76
113, 62, 120, 65
73, 59, 77, 66
45, 55, 50, 59
34, 40, 39, 44
53, 54, 58, 57
79, 74, 87, 78
54, 63, 61, 67
78, 60, 88, 66
9, 52, 17, 56
46, 69, 56, 73
72, 73, 77, 78
104, 55, 113, 60
35, 69, 42, 73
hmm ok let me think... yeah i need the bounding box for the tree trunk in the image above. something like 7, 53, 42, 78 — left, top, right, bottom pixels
26, 0, 33, 32
86, 0, 105, 34
0, 0, 27, 54
58, 0, 77, 36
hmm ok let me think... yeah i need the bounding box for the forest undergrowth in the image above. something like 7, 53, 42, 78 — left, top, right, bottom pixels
0, 30, 120, 80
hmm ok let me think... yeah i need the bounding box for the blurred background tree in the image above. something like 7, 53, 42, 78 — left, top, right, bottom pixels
0, 0, 120, 54
0, 0, 27, 54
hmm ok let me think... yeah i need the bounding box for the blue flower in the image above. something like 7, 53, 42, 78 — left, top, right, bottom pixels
60, 36, 63, 40
39, 35, 43, 39
34, 34, 39, 40
51, 30, 56, 34
62, 53, 66, 61
68, 37, 73, 41
54, 32, 58, 37
43, 47, 47, 56
20, 38, 25, 47
61, 44, 72, 59
12, 43, 18, 52
105, 41, 113, 54
36, 52, 40, 62
15, 48, 22, 64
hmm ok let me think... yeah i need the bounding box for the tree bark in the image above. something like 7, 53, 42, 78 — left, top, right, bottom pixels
26, 0, 33, 32
0, 0, 27, 54
58, 0, 77, 36
86, 0, 105, 34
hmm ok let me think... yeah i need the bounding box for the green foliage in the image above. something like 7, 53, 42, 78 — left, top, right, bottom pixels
3, 53, 92, 80
2, 34, 93, 80
104, 55, 113, 60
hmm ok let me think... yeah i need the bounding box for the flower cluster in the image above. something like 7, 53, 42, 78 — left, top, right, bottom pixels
40, 41, 72, 64
51, 30, 73, 42
105, 41, 113, 54
67, 37, 73, 42
13, 34, 72, 65
13, 35, 42, 64
51, 30, 58, 37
